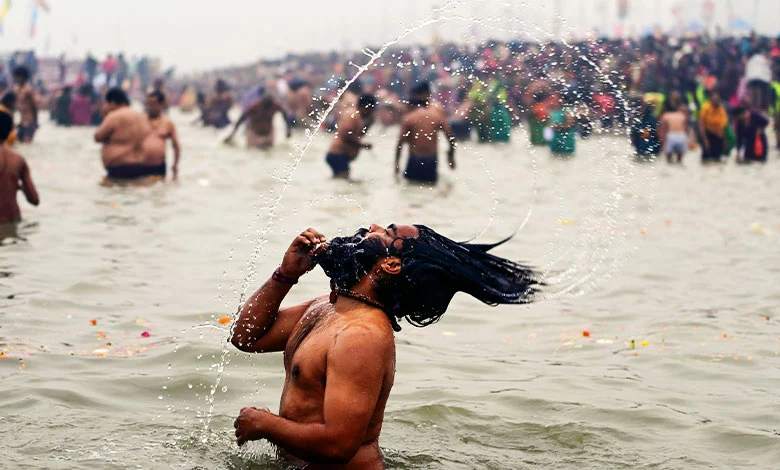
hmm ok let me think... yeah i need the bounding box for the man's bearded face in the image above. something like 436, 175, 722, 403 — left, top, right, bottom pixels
316, 228, 390, 289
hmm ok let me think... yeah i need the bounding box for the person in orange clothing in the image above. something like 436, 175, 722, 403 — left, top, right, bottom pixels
698, 90, 729, 162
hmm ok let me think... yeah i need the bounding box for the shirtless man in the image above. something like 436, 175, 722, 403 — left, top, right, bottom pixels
205, 79, 233, 129
143, 91, 181, 178
325, 80, 361, 132
12, 67, 37, 144
149, 78, 169, 109
224, 93, 291, 149
0, 93, 18, 146
287, 78, 314, 129
324, 94, 376, 179
231, 224, 540, 468
659, 103, 689, 164
0, 111, 39, 223
395, 82, 456, 184
94, 88, 151, 180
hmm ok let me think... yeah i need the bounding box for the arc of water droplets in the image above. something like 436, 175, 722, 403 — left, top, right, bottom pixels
200, 3, 497, 436
196, 2, 652, 438
534, 30, 654, 300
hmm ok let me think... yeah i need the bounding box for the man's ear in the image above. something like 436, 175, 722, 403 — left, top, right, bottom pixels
380, 256, 402, 275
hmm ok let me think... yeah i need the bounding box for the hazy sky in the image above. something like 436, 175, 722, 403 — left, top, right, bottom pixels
0, 0, 778, 71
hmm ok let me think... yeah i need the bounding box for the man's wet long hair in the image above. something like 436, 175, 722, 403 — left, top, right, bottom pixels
382, 225, 541, 331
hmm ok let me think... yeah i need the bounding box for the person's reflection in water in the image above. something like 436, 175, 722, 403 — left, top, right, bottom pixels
231, 224, 541, 469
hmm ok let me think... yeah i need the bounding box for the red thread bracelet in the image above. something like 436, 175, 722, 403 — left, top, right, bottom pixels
272, 267, 299, 285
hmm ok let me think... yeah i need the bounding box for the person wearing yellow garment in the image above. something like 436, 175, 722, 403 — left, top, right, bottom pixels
643, 92, 665, 117
698, 91, 728, 162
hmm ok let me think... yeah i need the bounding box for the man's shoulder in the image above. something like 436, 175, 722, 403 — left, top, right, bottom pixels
404, 108, 425, 122
2, 148, 26, 169
332, 316, 394, 352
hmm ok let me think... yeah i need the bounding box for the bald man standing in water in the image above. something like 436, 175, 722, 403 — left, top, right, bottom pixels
231, 224, 540, 468
395, 82, 456, 184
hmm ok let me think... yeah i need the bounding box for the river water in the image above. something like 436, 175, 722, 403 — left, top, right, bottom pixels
1, 111, 779, 469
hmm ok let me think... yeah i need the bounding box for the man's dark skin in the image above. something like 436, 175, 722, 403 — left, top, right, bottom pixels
327, 100, 376, 178
224, 95, 292, 149
395, 90, 456, 177
231, 224, 420, 469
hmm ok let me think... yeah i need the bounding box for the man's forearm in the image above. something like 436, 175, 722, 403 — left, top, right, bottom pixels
228, 114, 247, 136
260, 412, 354, 464
231, 277, 293, 350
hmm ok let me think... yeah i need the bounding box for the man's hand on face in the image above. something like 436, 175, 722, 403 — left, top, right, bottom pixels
281, 228, 328, 280
234, 407, 270, 446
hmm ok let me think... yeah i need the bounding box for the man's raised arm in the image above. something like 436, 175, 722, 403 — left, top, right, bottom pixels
230, 228, 328, 353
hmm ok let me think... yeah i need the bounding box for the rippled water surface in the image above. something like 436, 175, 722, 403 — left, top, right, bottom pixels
1, 112, 779, 469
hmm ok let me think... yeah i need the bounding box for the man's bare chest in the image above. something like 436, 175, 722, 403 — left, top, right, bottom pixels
283, 302, 336, 384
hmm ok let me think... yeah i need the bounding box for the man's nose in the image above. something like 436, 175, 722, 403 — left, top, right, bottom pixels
368, 224, 382, 233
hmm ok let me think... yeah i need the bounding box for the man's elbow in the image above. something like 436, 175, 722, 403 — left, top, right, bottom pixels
230, 333, 253, 352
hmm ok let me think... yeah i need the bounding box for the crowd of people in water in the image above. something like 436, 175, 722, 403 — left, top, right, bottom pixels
2, 30, 780, 469
0, 32, 779, 224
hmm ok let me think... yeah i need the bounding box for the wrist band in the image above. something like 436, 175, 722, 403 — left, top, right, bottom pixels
272, 267, 299, 285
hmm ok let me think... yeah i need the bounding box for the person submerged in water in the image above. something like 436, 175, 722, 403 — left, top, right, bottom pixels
0, 111, 39, 223
94, 88, 151, 180
12, 66, 38, 144
396, 82, 456, 184
224, 92, 291, 149
231, 224, 541, 469
324, 94, 376, 179
142, 91, 181, 179
0, 92, 19, 146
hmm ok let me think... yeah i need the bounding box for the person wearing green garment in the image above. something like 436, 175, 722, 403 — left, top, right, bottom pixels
470, 78, 511, 143
548, 93, 576, 156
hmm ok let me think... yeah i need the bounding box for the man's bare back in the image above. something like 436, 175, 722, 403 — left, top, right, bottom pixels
225, 96, 290, 148
95, 106, 149, 168
328, 111, 367, 160
395, 100, 456, 182
0, 146, 39, 223
400, 105, 450, 157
